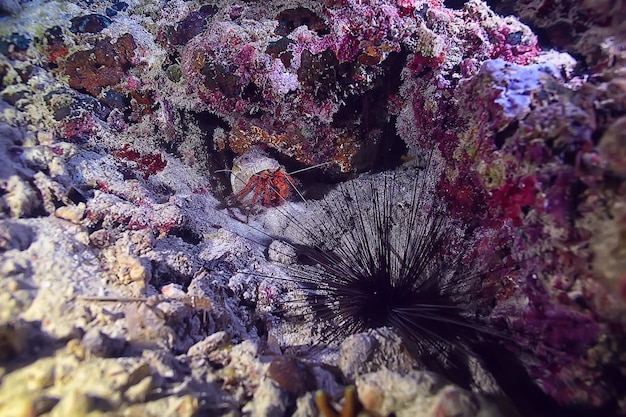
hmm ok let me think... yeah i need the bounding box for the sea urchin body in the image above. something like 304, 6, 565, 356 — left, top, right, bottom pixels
271, 152, 499, 382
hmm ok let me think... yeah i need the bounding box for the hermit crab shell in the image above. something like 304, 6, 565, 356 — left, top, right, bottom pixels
230, 146, 281, 196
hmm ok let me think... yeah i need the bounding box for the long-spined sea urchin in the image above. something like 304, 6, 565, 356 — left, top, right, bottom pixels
258, 149, 616, 416
269, 152, 498, 373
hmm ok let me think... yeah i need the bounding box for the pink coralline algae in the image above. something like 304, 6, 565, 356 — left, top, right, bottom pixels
461, 0, 541, 65
326, 0, 417, 63
488, 175, 537, 227
179, 0, 539, 172
61, 113, 96, 144
114, 144, 168, 180
398, 53, 626, 411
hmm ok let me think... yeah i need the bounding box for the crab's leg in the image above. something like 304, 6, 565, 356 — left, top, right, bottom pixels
234, 176, 255, 202
252, 175, 266, 206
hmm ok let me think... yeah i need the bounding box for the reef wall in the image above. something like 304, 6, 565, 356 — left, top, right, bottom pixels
0, 0, 625, 416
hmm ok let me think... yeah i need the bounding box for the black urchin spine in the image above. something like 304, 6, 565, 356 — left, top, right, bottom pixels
273, 155, 492, 373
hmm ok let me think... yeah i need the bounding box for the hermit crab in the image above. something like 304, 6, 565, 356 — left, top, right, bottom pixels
230, 146, 301, 207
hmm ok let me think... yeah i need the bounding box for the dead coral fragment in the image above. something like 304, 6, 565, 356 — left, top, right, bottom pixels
114, 144, 168, 180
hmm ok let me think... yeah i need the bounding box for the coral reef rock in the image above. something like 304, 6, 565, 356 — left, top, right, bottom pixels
0, 0, 625, 416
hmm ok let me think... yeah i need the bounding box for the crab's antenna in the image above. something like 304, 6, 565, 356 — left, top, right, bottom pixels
283, 162, 333, 203
287, 161, 333, 176
285, 175, 307, 203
